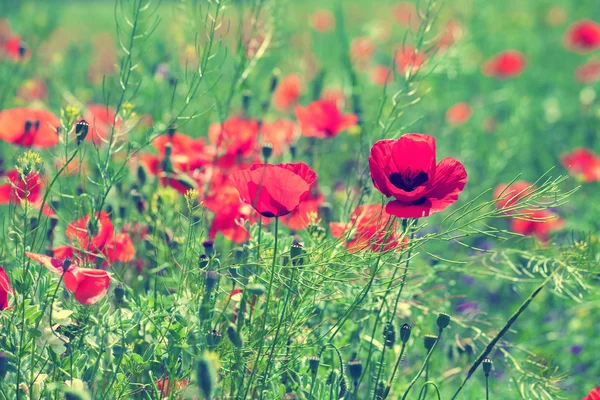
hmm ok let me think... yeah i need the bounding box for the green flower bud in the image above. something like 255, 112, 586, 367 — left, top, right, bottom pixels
436, 313, 451, 330
383, 322, 396, 349
204, 270, 220, 292
262, 143, 273, 161
75, 119, 89, 145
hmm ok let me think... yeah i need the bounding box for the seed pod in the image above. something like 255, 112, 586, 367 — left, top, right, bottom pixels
383, 321, 396, 349
75, 119, 89, 144
203, 240, 215, 257
197, 352, 217, 400
262, 143, 273, 161
290, 241, 305, 266
227, 324, 243, 348
436, 313, 451, 330
347, 359, 363, 382
423, 335, 438, 352
400, 323, 412, 344
198, 254, 210, 270
308, 355, 320, 375
204, 270, 220, 292
482, 358, 493, 377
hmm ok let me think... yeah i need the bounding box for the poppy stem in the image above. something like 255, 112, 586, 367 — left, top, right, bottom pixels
401, 328, 443, 400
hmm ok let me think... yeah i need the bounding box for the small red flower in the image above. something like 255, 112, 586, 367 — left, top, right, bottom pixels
369, 134, 467, 218
208, 116, 259, 163
564, 20, 600, 53
395, 46, 427, 74
493, 181, 536, 212
481, 50, 526, 79
260, 119, 299, 156
25, 252, 111, 305
84, 104, 121, 144
230, 162, 317, 218
273, 74, 302, 111
446, 102, 472, 126
17, 79, 48, 102
391, 2, 420, 29
0, 266, 13, 310
510, 209, 563, 242
370, 65, 393, 87
350, 36, 375, 67
0, 170, 53, 216
0, 107, 60, 147
560, 148, 600, 182
311, 10, 335, 33
583, 385, 600, 400
575, 59, 600, 83
330, 204, 405, 252
295, 100, 357, 139
435, 19, 464, 51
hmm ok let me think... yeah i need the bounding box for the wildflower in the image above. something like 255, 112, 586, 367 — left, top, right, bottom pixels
311, 10, 335, 33
481, 50, 526, 79
295, 100, 357, 139
83, 104, 121, 144
0, 266, 13, 310
564, 20, 600, 53
493, 181, 536, 212
560, 148, 600, 182
281, 185, 324, 231
25, 252, 111, 305
391, 2, 420, 29
575, 59, 600, 84
0, 107, 60, 147
369, 134, 467, 218
230, 162, 317, 218
395, 46, 427, 74
446, 102, 472, 126
350, 36, 375, 67
273, 74, 302, 111
0, 169, 53, 216
208, 116, 259, 166
510, 209, 563, 242
370, 65, 393, 86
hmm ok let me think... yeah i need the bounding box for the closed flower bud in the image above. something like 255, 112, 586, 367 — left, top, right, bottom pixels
261, 143, 273, 161
137, 165, 147, 185
400, 323, 412, 344
0, 352, 8, 380
308, 355, 320, 375
204, 270, 220, 291
114, 285, 125, 306
197, 352, 217, 399
347, 359, 363, 382
383, 322, 396, 349
167, 125, 176, 138
424, 335, 438, 352
227, 324, 243, 348
207, 329, 222, 348
482, 358, 493, 377
75, 119, 89, 144
247, 283, 265, 296
198, 254, 210, 270
203, 240, 215, 257
290, 241, 305, 265
62, 259, 72, 274
436, 313, 451, 330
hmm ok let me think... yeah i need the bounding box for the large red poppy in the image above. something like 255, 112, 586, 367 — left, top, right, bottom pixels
481, 51, 526, 79
25, 252, 111, 305
369, 134, 467, 218
0, 266, 13, 310
295, 100, 357, 139
330, 204, 404, 252
560, 148, 600, 182
0, 108, 60, 147
583, 385, 600, 400
230, 162, 317, 218
564, 20, 600, 53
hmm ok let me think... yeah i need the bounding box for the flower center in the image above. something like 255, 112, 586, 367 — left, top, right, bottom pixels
388, 170, 428, 192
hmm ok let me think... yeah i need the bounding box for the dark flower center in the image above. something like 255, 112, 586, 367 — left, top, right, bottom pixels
389, 170, 428, 192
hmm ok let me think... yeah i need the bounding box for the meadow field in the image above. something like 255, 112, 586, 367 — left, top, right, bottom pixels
0, 0, 599, 399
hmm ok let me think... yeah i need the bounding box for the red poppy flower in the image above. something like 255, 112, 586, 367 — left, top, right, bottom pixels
395, 46, 427, 74
391, 2, 420, 29
295, 100, 357, 139
481, 51, 526, 79
564, 20, 600, 53
3, 35, 29, 61
260, 119, 298, 156
281, 186, 324, 231
330, 204, 405, 252
583, 385, 600, 400
209, 203, 256, 244
435, 19, 464, 51
560, 148, 600, 182
575, 59, 600, 83
84, 104, 121, 144
17, 79, 48, 102
369, 134, 467, 218
25, 252, 111, 305
152, 132, 215, 172
311, 10, 335, 33
446, 102, 472, 126
140, 154, 200, 195
273, 74, 302, 111
510, 209, 563, 242
0, 266, 13, 310
320, 87, 346, 108
230, 162, 317, 218
0, 170, 53, 216
208, 116, 259, 164
493, 181, 536, 212
350, 36, 375, 67
0, 107, 60, 147
370, 65, 393, 86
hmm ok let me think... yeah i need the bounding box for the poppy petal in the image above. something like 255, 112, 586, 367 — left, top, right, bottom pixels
71, 268, 111, 305
25, 251, 65, 275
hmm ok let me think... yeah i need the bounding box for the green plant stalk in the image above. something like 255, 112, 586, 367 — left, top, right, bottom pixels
401, 329, 443, 400
486, 375, 490, 400
450, 266, 563, 400
383, 342, 407, 399
417, 382, 441, 400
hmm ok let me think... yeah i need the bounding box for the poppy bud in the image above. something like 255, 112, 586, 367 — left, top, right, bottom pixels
203, 240, 215, 257
261, 143, 273, 161
423, 334, 438, 352
436, 313, 451, 330
242, 90, 252, 114
227, 324, 243, 348
137, 165, 147, 185
347, 359, 363, 382
0, 352, 8, 380
161, 143, 173, 173
18, 44, 27, 58
114, 285, 125, 307
75, 119, 89, 144
482, 358, 493, 377
198, 254, 210, 270
207, 329, 222, 348
197, 352, 217, 399
400, 323, 412, 344
119, 202, 127, 219
62, 259, 72, 274
290, 241, 305, 266
167, 124, 176, 138
204, 270, 220, 292
270, 69, 280, 93
247, 283, 265, 296
383, 321, 396, 348
290, 144, 297, 158
308, 355, 319, 375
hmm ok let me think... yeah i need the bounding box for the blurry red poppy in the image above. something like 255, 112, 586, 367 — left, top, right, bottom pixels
446, 102, 472, 126
25, 252, 111, 305
84, 104, 120, 144
3, 35, 29, 61
395, 46, 427, 74
330, 204, 405, 252
0, 108, 60, 147
436, 19, 464, 50
295, 100, 357, 139
350, 36, 375, 67
320, 87, 347, 108
391, 2, 420, 29
560, 148, 600, 182
493, 181, 536, 212
564, 20, 600, 53
16, 79, 48, 102
583, 385, 600, 400
545, 6, 567, 27
230, 162, 317, 218
370, 65, 393, 86
209, 203, 255, 244
260, 119, 298, 156
369, 134, 467, 218
273, 74, 302, 111
510, 209, 563, 242
209, 116, 259, 163
0, 170, 53, 216
281, 186, 324, 231
575, 59, 600, 84
311, 10, 335, 33
0, 266, 13, 310
481, 51, 526, 79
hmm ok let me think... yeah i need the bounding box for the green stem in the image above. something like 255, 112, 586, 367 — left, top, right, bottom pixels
383, 342, 406, 399
417, 382, 441, 400
401, 329, 443, 400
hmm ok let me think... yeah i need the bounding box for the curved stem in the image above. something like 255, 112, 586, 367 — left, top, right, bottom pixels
401, 328, 443, 400
417, 382, 441, 400
383, 342, 406, 399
